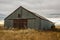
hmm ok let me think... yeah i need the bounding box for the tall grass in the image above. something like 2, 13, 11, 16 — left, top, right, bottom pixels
0, 24, 60, 40
0, 29, 59, 40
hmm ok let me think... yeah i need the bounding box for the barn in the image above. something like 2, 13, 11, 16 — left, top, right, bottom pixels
4, 6, 55, 30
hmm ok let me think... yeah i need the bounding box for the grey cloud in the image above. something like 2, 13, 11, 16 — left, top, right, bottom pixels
50, 13, 60, 15
0, 0, 60, 22
20, 0, 60, 16
45, 14, 60, 18
0, 0, 17, 4
0, 4, 15, 10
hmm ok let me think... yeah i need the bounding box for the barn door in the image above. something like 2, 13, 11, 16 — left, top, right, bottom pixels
13, 19, 28, 29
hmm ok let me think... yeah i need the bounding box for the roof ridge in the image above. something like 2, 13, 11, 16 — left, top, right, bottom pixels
4, 6, 53, 23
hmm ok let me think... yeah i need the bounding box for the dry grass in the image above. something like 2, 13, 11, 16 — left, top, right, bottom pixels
0, 29, 59, 40
0, 24, 60, 40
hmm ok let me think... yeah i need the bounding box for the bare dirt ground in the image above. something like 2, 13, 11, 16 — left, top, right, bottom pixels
0, 24, 60, 40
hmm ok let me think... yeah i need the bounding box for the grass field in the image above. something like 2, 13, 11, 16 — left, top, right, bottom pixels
0, 29, 60, 40
0, 24, 60, 40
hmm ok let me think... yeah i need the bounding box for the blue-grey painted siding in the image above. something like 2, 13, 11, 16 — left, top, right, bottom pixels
5, 7, 21, 19
4, 6, 54, 30
4, 7, 38, 28
4, 19, 13, 29
41, 20, 53, 30
22, 9, 36, 18
28, 18, 41, 30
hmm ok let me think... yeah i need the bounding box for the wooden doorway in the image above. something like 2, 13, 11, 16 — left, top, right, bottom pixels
13, 19, 28, 29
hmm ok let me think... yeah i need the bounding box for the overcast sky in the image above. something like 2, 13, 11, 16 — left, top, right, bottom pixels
0, 0, 60, 24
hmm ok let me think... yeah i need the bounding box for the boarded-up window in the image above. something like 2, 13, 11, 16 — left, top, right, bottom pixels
18, 14, 21, 18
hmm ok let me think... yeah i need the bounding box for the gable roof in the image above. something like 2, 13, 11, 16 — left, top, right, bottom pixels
4, 6, 53, 23
4, 6, 22, 20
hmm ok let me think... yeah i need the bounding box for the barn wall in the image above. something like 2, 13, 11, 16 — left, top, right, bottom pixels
6, 7, 21, 19
22, 9, 36, 18
21, 8, 41, 30
4, 7, 38, 29
4, 19, 13, 29
4, 7, 22, 28
28, 18, 41, 30
6, 7, 37, 19
4, 7, 54, 30
40, 20, 53, 30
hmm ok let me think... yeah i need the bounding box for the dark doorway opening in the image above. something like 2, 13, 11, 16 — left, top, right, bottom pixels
13, 19, 28, 29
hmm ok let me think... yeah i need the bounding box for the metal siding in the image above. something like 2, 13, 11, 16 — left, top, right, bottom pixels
38, 19, 42, 29
28, 19, 35, 29
6, 7, 36, 19
5, 7, 37, 28
41, 20, 53, 30
22, 9, 36, 18
4, 19, 13, 29
4, 7, 54, 30
6, 8, 21, 19
34, 18, 41, 30
28, 18, 41, 30
4, 7, 22, 28
22, 8, 41, 30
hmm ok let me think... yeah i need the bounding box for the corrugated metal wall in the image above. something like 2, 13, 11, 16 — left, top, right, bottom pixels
40, 20, 53, 30
4, 19, 13, 29
4, 7, 54, 30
